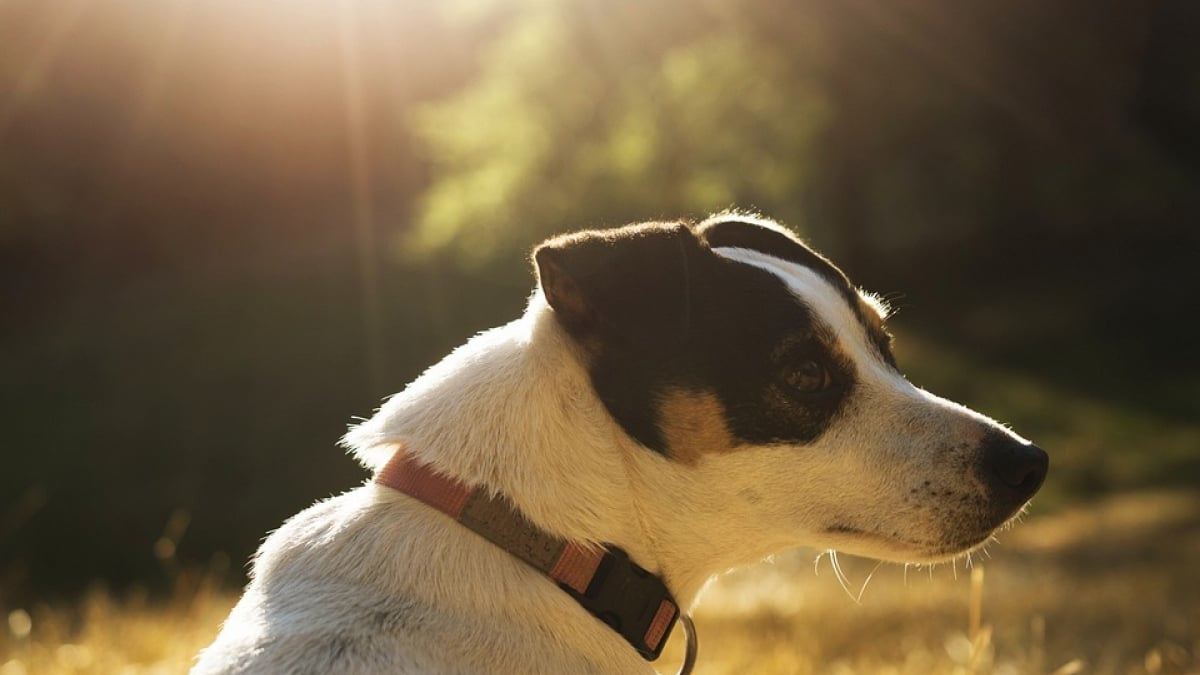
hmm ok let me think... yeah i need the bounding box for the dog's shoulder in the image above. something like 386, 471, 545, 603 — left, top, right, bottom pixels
193, 486, 647, 674
192, 488, 443, 673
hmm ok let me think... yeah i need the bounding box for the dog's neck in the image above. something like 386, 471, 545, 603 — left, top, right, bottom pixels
343, 295, 784, 608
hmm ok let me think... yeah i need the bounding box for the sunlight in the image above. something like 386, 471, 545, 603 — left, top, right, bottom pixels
337, 0, 387, 395
0, 0, 453, 392
0, 0, 462, 180
92, 0, 192, 221
0, 0, 90, 145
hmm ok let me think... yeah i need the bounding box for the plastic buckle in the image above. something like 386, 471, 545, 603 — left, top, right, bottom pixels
565, 547, 680, 661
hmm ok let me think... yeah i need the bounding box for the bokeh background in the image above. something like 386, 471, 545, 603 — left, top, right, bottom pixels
2, 0, 1199, 672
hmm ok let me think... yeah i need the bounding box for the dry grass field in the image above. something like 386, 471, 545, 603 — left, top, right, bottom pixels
3, 343, 1197, 674
2, 488, 1197, 675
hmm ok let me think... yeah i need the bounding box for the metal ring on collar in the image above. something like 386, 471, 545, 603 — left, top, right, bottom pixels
677, 614, 698, 675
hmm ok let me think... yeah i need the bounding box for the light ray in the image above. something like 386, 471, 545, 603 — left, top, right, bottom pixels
123, 0, 190, 157
93, 0, 192, 221
0, 0, 90, 146
338, 0, 387, 396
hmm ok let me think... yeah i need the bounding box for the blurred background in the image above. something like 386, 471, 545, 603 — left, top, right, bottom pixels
2, 0, 1198, 672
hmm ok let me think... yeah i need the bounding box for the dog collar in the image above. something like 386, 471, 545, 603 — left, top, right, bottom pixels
375, 452, 685, 664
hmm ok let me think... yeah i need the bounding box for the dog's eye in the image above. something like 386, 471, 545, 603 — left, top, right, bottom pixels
786, 360, 832, 394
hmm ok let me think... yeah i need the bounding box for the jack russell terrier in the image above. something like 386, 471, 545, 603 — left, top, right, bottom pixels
194, 214, 1048, 674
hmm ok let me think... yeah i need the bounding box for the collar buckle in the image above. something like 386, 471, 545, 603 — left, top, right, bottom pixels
568, 546, 680, 660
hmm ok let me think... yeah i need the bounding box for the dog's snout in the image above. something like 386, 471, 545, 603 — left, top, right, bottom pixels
980, 435, 1048, 513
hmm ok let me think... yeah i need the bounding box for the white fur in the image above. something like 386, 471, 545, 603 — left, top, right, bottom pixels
194, 238, 1031, 674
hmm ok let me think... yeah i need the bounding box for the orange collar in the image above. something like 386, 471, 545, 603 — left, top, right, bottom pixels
375, 451, 680, 661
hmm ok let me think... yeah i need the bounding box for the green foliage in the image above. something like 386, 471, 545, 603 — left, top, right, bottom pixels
409, 1, 830, 266
408, 0, 1200, 313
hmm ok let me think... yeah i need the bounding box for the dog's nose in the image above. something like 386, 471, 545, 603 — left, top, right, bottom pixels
981, 435, 1049, 513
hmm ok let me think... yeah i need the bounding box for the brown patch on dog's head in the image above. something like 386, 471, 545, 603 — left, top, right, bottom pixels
657, 389, 738, 464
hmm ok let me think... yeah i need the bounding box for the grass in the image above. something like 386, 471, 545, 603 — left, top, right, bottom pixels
2, 338, 1197, 674
0, 584, 227, 675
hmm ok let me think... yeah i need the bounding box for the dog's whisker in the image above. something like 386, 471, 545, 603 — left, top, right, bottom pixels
813, 550, 827, 577
828, 550, 861, 604
855, 560, 884, 603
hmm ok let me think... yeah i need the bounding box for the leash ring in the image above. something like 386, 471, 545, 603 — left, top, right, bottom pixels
677, 614, 698, 675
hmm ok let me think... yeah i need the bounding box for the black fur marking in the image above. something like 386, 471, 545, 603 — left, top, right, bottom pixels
535, 222, 698, 350
536, 221, 857, 455
698, 218, 898, 369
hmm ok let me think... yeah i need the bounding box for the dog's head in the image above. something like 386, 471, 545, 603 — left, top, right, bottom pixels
534, 215, 1047, 564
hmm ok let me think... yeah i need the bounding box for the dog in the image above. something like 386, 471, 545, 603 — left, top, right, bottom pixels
193, 214, 1047, 674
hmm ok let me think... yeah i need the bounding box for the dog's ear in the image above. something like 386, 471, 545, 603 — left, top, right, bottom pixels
534, 222, 704, 349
